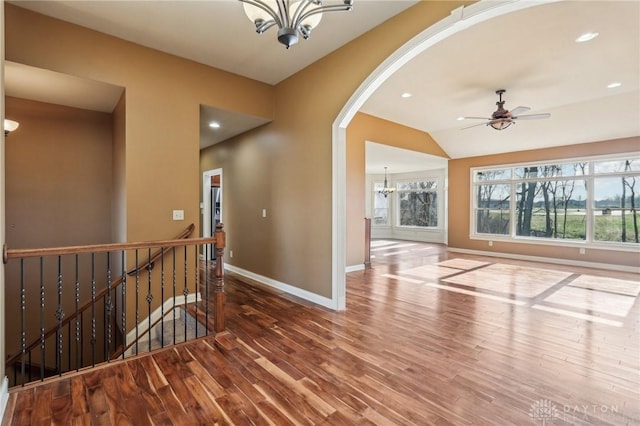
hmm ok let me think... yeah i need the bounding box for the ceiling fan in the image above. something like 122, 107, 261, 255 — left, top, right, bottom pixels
462, 89, 551, 130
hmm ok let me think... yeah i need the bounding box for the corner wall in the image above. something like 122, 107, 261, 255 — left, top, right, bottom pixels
346, 112, 449, 267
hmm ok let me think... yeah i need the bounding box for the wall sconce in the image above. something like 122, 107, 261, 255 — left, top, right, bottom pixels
4, 119, 20, 136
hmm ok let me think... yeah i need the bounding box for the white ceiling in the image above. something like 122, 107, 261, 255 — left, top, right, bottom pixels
365, 141, 447, 174
5, 0, 640, 168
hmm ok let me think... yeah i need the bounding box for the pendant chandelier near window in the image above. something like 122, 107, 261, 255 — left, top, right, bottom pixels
378, 167, 395, 198
239, 0, 354, 49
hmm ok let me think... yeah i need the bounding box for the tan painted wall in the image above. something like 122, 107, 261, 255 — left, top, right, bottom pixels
4, 96, 114, 371
346, 112, 449, 267
5, 97, 113, 248
112, 93, 127, 243
448, 137, 640, 267
5, 4, 273, 246
200, 2, 468, 298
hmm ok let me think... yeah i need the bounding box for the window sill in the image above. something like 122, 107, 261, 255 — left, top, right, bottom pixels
469, 235, 640, 252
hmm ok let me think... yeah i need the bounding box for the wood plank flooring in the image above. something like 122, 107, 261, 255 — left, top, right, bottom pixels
4, 240, 639, 425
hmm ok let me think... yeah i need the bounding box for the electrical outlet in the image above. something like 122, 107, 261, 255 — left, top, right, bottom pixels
579, 248, 586, 254
262, 209, 267, 218
488, 240, 493, 247
230, 250, 233, 258
172, 210, 184, 220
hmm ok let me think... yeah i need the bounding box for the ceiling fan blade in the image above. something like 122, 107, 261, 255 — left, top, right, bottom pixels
513, 113, 551, 120
461, 121, 491, 130
509, 106, 530, 116
462, 116, 492, 120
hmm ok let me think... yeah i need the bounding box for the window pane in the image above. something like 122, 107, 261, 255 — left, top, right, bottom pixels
515, 179, 586, 239
475, 208, 510, 235
475, 169, 511, 181
594, 159, 640, 174
373, 208, 388, 226
476, 182, 511, 234
594, 176, 640, 243
396, 180, 437, 191
373, 181, 385, 191
373, 192, 389, 226
476, 183, 510, 209
399, 192, 437, 227
514, 163, 587, 179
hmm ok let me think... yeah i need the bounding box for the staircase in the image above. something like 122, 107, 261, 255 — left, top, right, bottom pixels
127, 305, 209, 356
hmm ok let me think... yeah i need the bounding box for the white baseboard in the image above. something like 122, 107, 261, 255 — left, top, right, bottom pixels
224, 264, 336, 310
0, 377, 9, 423
345, 264, 365, 273
447, 248, 640, 274
125, 292, 201, 346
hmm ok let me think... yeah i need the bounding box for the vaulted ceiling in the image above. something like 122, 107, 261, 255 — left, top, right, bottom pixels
6, 0, 639, 168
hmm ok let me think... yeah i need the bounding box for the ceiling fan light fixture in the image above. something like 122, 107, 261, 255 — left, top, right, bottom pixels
489, 119, 513, 131
239, 0, 353, 49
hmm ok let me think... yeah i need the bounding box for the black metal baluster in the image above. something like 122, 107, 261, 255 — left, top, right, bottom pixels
39, 257, 45, 382
105, 252, 112, 361
121, 250, 126, 359
91, 254, 96, 367
67, 321, 71, 372
56, 256, 64, 376
135, 250, 140, 355
194, 245, 199, 339
160, 247, 165, 348
80, 311, 84, 368
183, 246, 188, 342
20, 259, 25, 386
172, 247, 176, 346
205, 244, 209, 336
147, 248, 153, 353
75, 255, 80, 371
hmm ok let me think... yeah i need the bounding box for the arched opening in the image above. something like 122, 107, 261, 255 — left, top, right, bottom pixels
331, 0, 557, 310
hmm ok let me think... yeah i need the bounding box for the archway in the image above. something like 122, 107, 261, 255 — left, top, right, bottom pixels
330, 0, 557, 310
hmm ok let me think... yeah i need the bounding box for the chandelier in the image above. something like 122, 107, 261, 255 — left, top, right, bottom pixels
378, 167, 395, 198
239, 0, 354, 49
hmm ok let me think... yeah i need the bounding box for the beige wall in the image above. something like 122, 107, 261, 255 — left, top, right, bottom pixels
112, 93, 127, 243
4, 96, 114, 369
448, 137, 640, 267
5, 4, 274, 246
346, 112, 449, 266
5, 97, 113, 248
200, 2, 467, 298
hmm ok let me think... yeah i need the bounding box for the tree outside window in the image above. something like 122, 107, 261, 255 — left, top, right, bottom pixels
397, 180, 438, 227
472, 156, 639, 245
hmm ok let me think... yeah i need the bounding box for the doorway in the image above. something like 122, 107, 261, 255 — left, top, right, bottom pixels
202, 168, 222, 260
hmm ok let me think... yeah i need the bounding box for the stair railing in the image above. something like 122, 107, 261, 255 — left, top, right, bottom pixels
3, 223, 225, 388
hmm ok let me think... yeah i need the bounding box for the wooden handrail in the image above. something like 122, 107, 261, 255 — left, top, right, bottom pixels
3, 224, 200, 263
4, 223, 207, 368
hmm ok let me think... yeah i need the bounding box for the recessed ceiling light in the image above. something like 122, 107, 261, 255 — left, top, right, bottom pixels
456, 117, 465, 121
607, 82, 622, 89
575, 32, 598, 43
209, 121, 221, 129
401, 92, 412, 98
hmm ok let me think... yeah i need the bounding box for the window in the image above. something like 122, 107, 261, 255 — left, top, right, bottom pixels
472, 155, 640, 246
372, 181, 390, 226
397, 180, 438, 227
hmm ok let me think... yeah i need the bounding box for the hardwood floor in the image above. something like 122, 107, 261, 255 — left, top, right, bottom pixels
4, 241, 639, 425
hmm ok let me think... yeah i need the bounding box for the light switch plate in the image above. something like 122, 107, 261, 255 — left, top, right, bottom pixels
173, 210, 184, 220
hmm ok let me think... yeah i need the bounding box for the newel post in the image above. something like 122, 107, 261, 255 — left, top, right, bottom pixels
364, 218, 372, 269
214, 222, 226, 333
